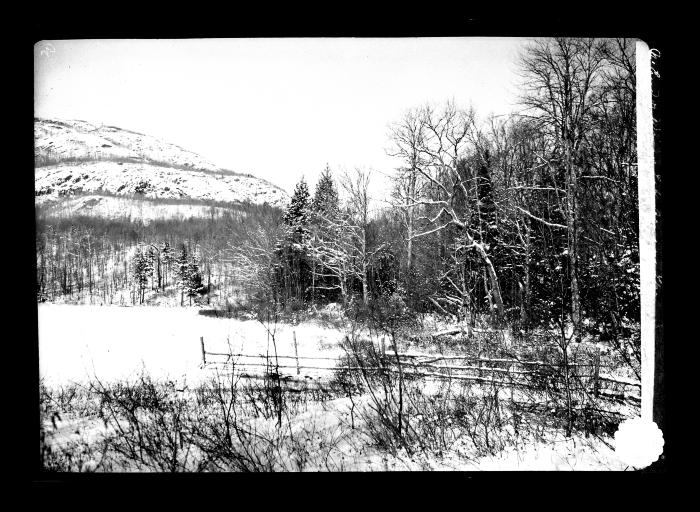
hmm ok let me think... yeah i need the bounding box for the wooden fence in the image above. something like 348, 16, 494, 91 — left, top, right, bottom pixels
198, 336, 641, 404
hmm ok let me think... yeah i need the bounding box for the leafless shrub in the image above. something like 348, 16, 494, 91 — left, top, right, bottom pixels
89, 373, 195, 472
40, 380, 100, 419
337, 328, 515, 458
335, 315, 619, 461
40, 432, 107, 473
40, 379, 109, 472
188, 366, 346, 472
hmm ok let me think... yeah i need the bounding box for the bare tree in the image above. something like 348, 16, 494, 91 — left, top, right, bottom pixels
339, 167, 376, 306
390, 102, 505, 326
519, 37, 607, 339
308, 211, 356, 304
388, 108, 429, 273
227, 225, 279, 303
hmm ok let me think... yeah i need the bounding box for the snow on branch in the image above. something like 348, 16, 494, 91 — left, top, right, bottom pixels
409, 221, 454, 240
515, 205, 567, 229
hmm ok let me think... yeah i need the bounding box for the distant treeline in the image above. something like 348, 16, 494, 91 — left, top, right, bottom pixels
35, 200, 283, 305
35, 152, 275, 184
37, 189, 277, 211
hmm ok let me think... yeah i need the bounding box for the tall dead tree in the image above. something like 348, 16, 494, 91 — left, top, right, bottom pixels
388, 108, 428, 274
339, 168, 374, 306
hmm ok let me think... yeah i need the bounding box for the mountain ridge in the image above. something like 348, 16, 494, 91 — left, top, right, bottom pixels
34, 118, 288, 218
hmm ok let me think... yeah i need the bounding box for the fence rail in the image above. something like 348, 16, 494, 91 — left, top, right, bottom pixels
197, 336, 641, 404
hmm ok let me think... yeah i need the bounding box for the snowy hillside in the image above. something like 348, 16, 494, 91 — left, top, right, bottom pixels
35, 118, 288, 215
35, 161, 288, 207
38, 194, 246, 225
36, 118, 222, 172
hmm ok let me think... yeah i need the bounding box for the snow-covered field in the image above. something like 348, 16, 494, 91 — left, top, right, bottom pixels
38, 304, 345, 387
39, 304, 635, 471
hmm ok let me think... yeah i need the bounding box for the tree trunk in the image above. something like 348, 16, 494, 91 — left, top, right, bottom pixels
522, 221, 531, 326
482, 268, 494, 321
340, 277, 347, 306
311, 258, 316, 305
361, 225, 369, 306
406, 222, 413, 273
361, 255, 369, 306
405, 172, 416, 272
157, 255, 162, 291
566, 144, 582, 340
473, 241, 505, 325
362, 260, 369, 306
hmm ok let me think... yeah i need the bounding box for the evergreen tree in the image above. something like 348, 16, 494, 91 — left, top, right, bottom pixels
311, 165, 339, 220
146, 245, 159, 290
184, 253, 205, 306
283, 177, 312, 242
172, 243, 205, 306
160, 241, 174, 287
310, 167, 342, 303
132, 247, 153, 305
176, 244, 189, 306
276, 177, 313, 304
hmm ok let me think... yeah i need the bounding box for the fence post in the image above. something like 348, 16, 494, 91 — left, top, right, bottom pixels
200, 336, 206, 366
593, 347, 601, 398
293, 330, 300, 375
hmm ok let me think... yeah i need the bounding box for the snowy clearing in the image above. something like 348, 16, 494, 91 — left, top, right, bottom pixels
39, 304, 635, 471
38, 304, 345, 387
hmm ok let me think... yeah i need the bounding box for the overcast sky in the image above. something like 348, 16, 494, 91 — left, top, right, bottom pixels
34, 37, 529, 200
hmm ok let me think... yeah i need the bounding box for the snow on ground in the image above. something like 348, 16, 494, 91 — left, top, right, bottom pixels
35, 118, 221, 173
35, 118, 289, 209
464, 434, 629, 470
39, 304, 634, 471
42, 387, 629, 471
35, 162, 288, 208
38, 304, 346, 387
38, 194, 243, 224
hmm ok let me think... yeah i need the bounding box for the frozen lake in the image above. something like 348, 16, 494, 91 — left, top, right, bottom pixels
38, 304, 345, 386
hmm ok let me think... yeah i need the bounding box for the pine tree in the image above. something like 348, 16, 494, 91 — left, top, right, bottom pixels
310, 166, 342, 303
146, 245, 159, 291
176, 244, 189, 306
312, 165, 339, 220
276, 177, 313, 304
132, 247, 153, 305
283, 177, 312, 242
161, 241, 174, 288
184, 254, 205, 306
